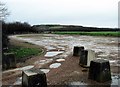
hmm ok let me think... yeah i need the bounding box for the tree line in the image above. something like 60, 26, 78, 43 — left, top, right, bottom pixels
33, 25, 119, 32
2, 21, 37, 35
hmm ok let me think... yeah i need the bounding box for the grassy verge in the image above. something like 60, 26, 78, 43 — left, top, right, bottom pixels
53, 32, 120, 37
8, 46, 43, 59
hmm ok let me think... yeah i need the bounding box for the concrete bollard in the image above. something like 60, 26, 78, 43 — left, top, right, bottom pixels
22, 68, 47, 87
73, 46, 84, 56
79, 50, 95, 67
88, 59, 111, 82
3, 53, 16, 70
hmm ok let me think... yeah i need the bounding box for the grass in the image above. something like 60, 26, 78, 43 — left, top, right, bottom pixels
53, 32, 120, 37
8, 46, 43, 59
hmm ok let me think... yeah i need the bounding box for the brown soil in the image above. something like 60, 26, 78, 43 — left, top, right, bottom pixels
46, 55, 88, 85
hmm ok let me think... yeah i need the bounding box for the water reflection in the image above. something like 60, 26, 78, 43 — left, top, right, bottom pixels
49, 63, 61, 68
45, 51, 64, 57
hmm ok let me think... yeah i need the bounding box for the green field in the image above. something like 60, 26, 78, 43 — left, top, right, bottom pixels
8, 46, 43, 59
54, 32, 120, 37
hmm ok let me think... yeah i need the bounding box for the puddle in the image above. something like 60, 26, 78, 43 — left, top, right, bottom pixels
109, 60, 117, 63
111, 75, 119, 86
34, 59, 53, 65
46, 46, 56, 51
61, 54, 68, 58
94, 49, 103, 53
98, 54, 109, 57
19, 65, 34, 71
56, 59, 65, 62
49, 63, 61, 68
68, 75, 120, 87
68, 81, 87, 86
57, 46, 65, 50
96, 58, 102, 59
13, 77, 22, 85
96, 59, 118, 64
40, 69, 50, 74
3, 65, 34, 73
44, 51, 64, 57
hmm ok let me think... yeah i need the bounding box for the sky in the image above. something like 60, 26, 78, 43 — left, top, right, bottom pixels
2, 0, 119, 28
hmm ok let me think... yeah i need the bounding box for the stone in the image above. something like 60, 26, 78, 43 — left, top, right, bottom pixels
88, 59, 111, 82
22, 68, 47, 87
73, 46, 84, 56
79, 50, 95, 67
2, 53, 16, 70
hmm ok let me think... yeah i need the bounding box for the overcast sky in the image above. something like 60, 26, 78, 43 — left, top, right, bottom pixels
2, 0, 119, 28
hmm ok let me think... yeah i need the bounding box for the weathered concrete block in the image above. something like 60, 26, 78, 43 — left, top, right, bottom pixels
22, 68, 47, 87
2, 53, 16, 70
79, 50, 95, 67
73, 46, 84, 56
88, 59, 111, 82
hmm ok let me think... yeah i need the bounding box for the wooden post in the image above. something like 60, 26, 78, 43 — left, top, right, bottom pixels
88, 59, 111, 82
22, 68, 47, 87
73, 46, 84, 56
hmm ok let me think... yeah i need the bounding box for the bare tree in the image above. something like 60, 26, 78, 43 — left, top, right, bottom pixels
1, 1, 10, 52
0, 1, 9, 21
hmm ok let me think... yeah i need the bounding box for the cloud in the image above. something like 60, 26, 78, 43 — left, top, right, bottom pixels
2, 0, 119, 28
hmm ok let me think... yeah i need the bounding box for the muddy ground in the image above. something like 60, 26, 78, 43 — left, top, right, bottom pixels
2, 34, 120, 86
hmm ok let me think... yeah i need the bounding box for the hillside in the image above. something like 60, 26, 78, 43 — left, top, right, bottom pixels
32, 24, 119, 33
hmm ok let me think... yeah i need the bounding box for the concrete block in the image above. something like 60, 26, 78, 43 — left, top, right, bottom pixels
88, 59, 111, 82
3, 53, 16, 70
73, 46, 84, 56
22, 68, 47, 87
79, 49, 95, 67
